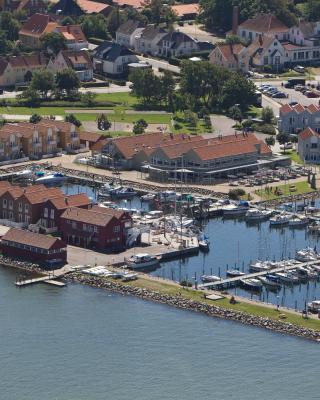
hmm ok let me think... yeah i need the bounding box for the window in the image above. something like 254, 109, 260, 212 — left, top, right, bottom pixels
311, 143, 317, 148
113, 226, 120, 233
263, 56, 268, 65
83, 223, 87, 231
18, 202, 22, 212
44, 207, 48, 217
3, 199, 7, 208
72, 221, 77, 229
50, 209, 54, 219
25, 204, 29, 213
94, 226, 98, 233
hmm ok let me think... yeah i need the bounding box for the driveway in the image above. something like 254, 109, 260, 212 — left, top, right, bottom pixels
209, 115, 235, 135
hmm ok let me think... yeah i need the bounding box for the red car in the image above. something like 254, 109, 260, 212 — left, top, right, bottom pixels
305, 91, 320, 98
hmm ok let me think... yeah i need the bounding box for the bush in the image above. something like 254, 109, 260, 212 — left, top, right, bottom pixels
88, 37, 105, 45
168, 57, 181, 66
82, 81, 110, 88
229, 188, 245, 200
108, 79, 127, 86
253, 123, 276, 135
179, 280, 192, 287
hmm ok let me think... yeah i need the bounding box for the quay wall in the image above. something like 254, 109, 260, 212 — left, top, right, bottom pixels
66, 272, 320, 342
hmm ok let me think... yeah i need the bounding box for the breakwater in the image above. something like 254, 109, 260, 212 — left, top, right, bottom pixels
66, 272, 320, 342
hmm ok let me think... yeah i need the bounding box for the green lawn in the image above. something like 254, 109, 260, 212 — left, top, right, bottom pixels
255, 181, 315, 200
282, 150, 303, 164
101, 275, 320, 332
94, 92, 138, 107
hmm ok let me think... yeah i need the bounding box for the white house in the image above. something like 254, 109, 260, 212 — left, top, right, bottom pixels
93, 41, 139, 76
47, 50, 93, 81
116, 20, 144, 49
54, 25, 89, 51
209, 43, 249, 72
247, 35, 287, 70
156, 31, 199, 57
136, 25, 166, 55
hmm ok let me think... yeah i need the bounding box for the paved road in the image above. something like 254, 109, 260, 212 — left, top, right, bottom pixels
137, 55, 180, 74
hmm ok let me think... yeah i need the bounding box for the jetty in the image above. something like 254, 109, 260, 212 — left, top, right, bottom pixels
198, 259, 320, 290
15, 266, 69, 288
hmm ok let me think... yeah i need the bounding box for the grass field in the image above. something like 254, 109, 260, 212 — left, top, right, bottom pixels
106, 275, 320, 332
282, 150, 303, 164
255, 181, 315, 200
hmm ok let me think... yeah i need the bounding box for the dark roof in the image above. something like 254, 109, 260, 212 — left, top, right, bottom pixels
140, 25, 166, 41
2, 228, 66, 250
94, 41, 136, 62
157, 31, 195, 49
117, 19, 143, 35
51, 0, 84, 16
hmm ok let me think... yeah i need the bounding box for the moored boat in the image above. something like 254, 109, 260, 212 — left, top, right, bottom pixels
201, 274, 221, 283
126, 253, 161, 269
110, 187, 137, 198
295, 247, 318, 262
240, 278, 263, 290
275, 272, 299, 284
269, 214, 289, 226
226, 269, 245, 278
258, 276, 281, 290
35, 172, 66, 185
307, 300, 320, 313
245, 209, 272, 221
288, 215, 309, 227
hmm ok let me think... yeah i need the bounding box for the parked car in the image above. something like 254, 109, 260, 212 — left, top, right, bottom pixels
294, 85, 306, 91
294, 65, 305, 73
305, 91, 320, 98
289, 101, 298, 106
272, 92, 287, 98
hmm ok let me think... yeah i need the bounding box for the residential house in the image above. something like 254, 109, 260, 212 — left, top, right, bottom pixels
298, 127, 320, 163
40, 193, 91, 231
136, 25, 166, 55
116, 20, 144, 49
93, 41, 139, 76
54, 25, 88, 51
59, 205, 132, 251
0, 53, 47, 88
209, 43, 249, 72
170, 4, 199, 20
247, 35, 285, 71
0, 129, 23, 161
51, 0, 112, 16
47, 50, 93, 81
79, 132, 104, 150
236, 13, 289, 43
16, 0, 47, 16
112, 0, 144, 10
1, 228, 67, 265
278, 103, 320, 134
156, 31, 199, 57
19, 13, 58, 48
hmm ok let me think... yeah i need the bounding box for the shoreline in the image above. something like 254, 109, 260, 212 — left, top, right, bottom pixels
65, 272, 320, 342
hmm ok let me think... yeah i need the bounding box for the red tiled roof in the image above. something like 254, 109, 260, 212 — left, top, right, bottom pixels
171, 3, 199, 17
2, 228, 65, 250
60, 207, 117, 226
22, 188, 64, 204
216, 43, 245, 62
239, 14, 289, 34
280, 103, 320, 115
55, 25, 87, 43
19, 13, 58, 37
113, 0, 144, 8
91, 138, 109, 152
48, 193, 91, 210
282, 42, 306, 51
299, 127, 319, 140
79, 132, 104, 143
77, 0, 111, 13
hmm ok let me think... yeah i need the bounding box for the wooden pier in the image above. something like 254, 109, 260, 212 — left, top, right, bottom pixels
198, 259, 320, 290
15, 267, 69, 288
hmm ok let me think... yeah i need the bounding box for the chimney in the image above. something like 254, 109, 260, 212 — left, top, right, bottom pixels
232, 6, 239, 35
258, 34, 263, 46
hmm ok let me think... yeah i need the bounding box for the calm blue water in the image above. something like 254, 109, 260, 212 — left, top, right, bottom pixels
0, 266, 319, 400
60, 184, 320, 310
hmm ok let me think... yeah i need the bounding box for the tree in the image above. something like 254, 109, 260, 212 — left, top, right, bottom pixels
65, 114, 82, 127
29, 114, 42, 124
129, 68, 162, 105
265, 136, 275, 146
80, 14, 110, 40
0, 30, 13, 55
133, 119, 148, 134
40, 32, 66, 54
0, 12, 21, 41
228, 105, 243, 122
107, 9, 126, 37
97, 114, 112, 130
221, 73, 256, 111
261, 106, 275, 124
160, 71, 175, 108
81, 91, 97, 107
56, 68, 80, 97
225, 35, 246, 45
142, 0, 164, 24
30, 69, 55, 99
60, 16, 76, 26
18, 88, 41, 107
276, 131, 290, 152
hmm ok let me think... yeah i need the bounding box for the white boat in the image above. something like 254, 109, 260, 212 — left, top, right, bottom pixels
245, 209, 272, 221
259, 276, 281, 289
307, 300, 320, 313
141, 193, 155, 201
275, 272, 300, 284
35, 172, 66, 185
295, 266, 318, 280
288, 215, 309, 227
199, 239, 210, 251
226, 269, 245, 277
121, 272, 138, 282
269, 214, 289, 226
222, 204, 249, 217
201, 274, 221, 283
295, 247, 318, 262
240, 278, 263, 290
110, 187, 137, 198
249, 260, 275, 272
126, 253, 161, 269
15, 169, 33, 179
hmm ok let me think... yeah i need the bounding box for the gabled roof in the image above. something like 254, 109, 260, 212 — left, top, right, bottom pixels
55, 25, 87, 43
22, 188, 64, 204
94, 41, 136, 62
117, 19, 144, 36
19, 13, 58, 37
0, 53, 47, 77
298, 21, 316, 39
47, 193, 91, 210
157, 31, 196, 49
239, 14, 289, 34
171, 3, 199, 17
17, 0, 46, 11
60, 206, 118, 226
247, 35, 279, 58
2, 228, 65, 250
214, 43, 246, 62
140, 25, 166, 41
76, 0, 111, 14
299, 127, 320, 140
79, 131, 104, 143
113, 0, 144, 9
58, 50, 93, 69
280, 103, 320, 115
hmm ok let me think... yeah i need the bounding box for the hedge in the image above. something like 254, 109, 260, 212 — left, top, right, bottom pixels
82, 81, 110, 88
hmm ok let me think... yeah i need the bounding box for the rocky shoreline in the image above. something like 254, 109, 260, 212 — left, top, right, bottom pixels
66, 272, 320, 342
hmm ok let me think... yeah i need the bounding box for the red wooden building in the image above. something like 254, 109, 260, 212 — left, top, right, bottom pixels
59, 205, 132, 251
1, 228, 67, 265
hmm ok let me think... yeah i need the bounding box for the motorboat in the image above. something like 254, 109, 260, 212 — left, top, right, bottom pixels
308, 221, 320, 234
288, 215, 309, 227
249, 260, 275, 272
15, 169, 33, 179
226, 269, 245, 278
275, 272, 300, 284
126, 253, 161, 269
35, 172, 66, 185
295, 266, 318, 280
157, 191, 178, 202
110, 187, 137, 198
201, 275, 221, 283
222, 204, 249, 217
259, 276, 281, 290
199, 239, 210, 251
266, 274, 281, 283
245, 209, 272, 221
269, 214, 289, 226
240, 278, 263, 290
121, 272, 138, 281
295, 247, 318, 262
307, 300, 320, 313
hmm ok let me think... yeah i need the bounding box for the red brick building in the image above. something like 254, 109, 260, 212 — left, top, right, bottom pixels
40, 193, 91, 230
59, 205, 132, 251
1, 228, 67, 265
